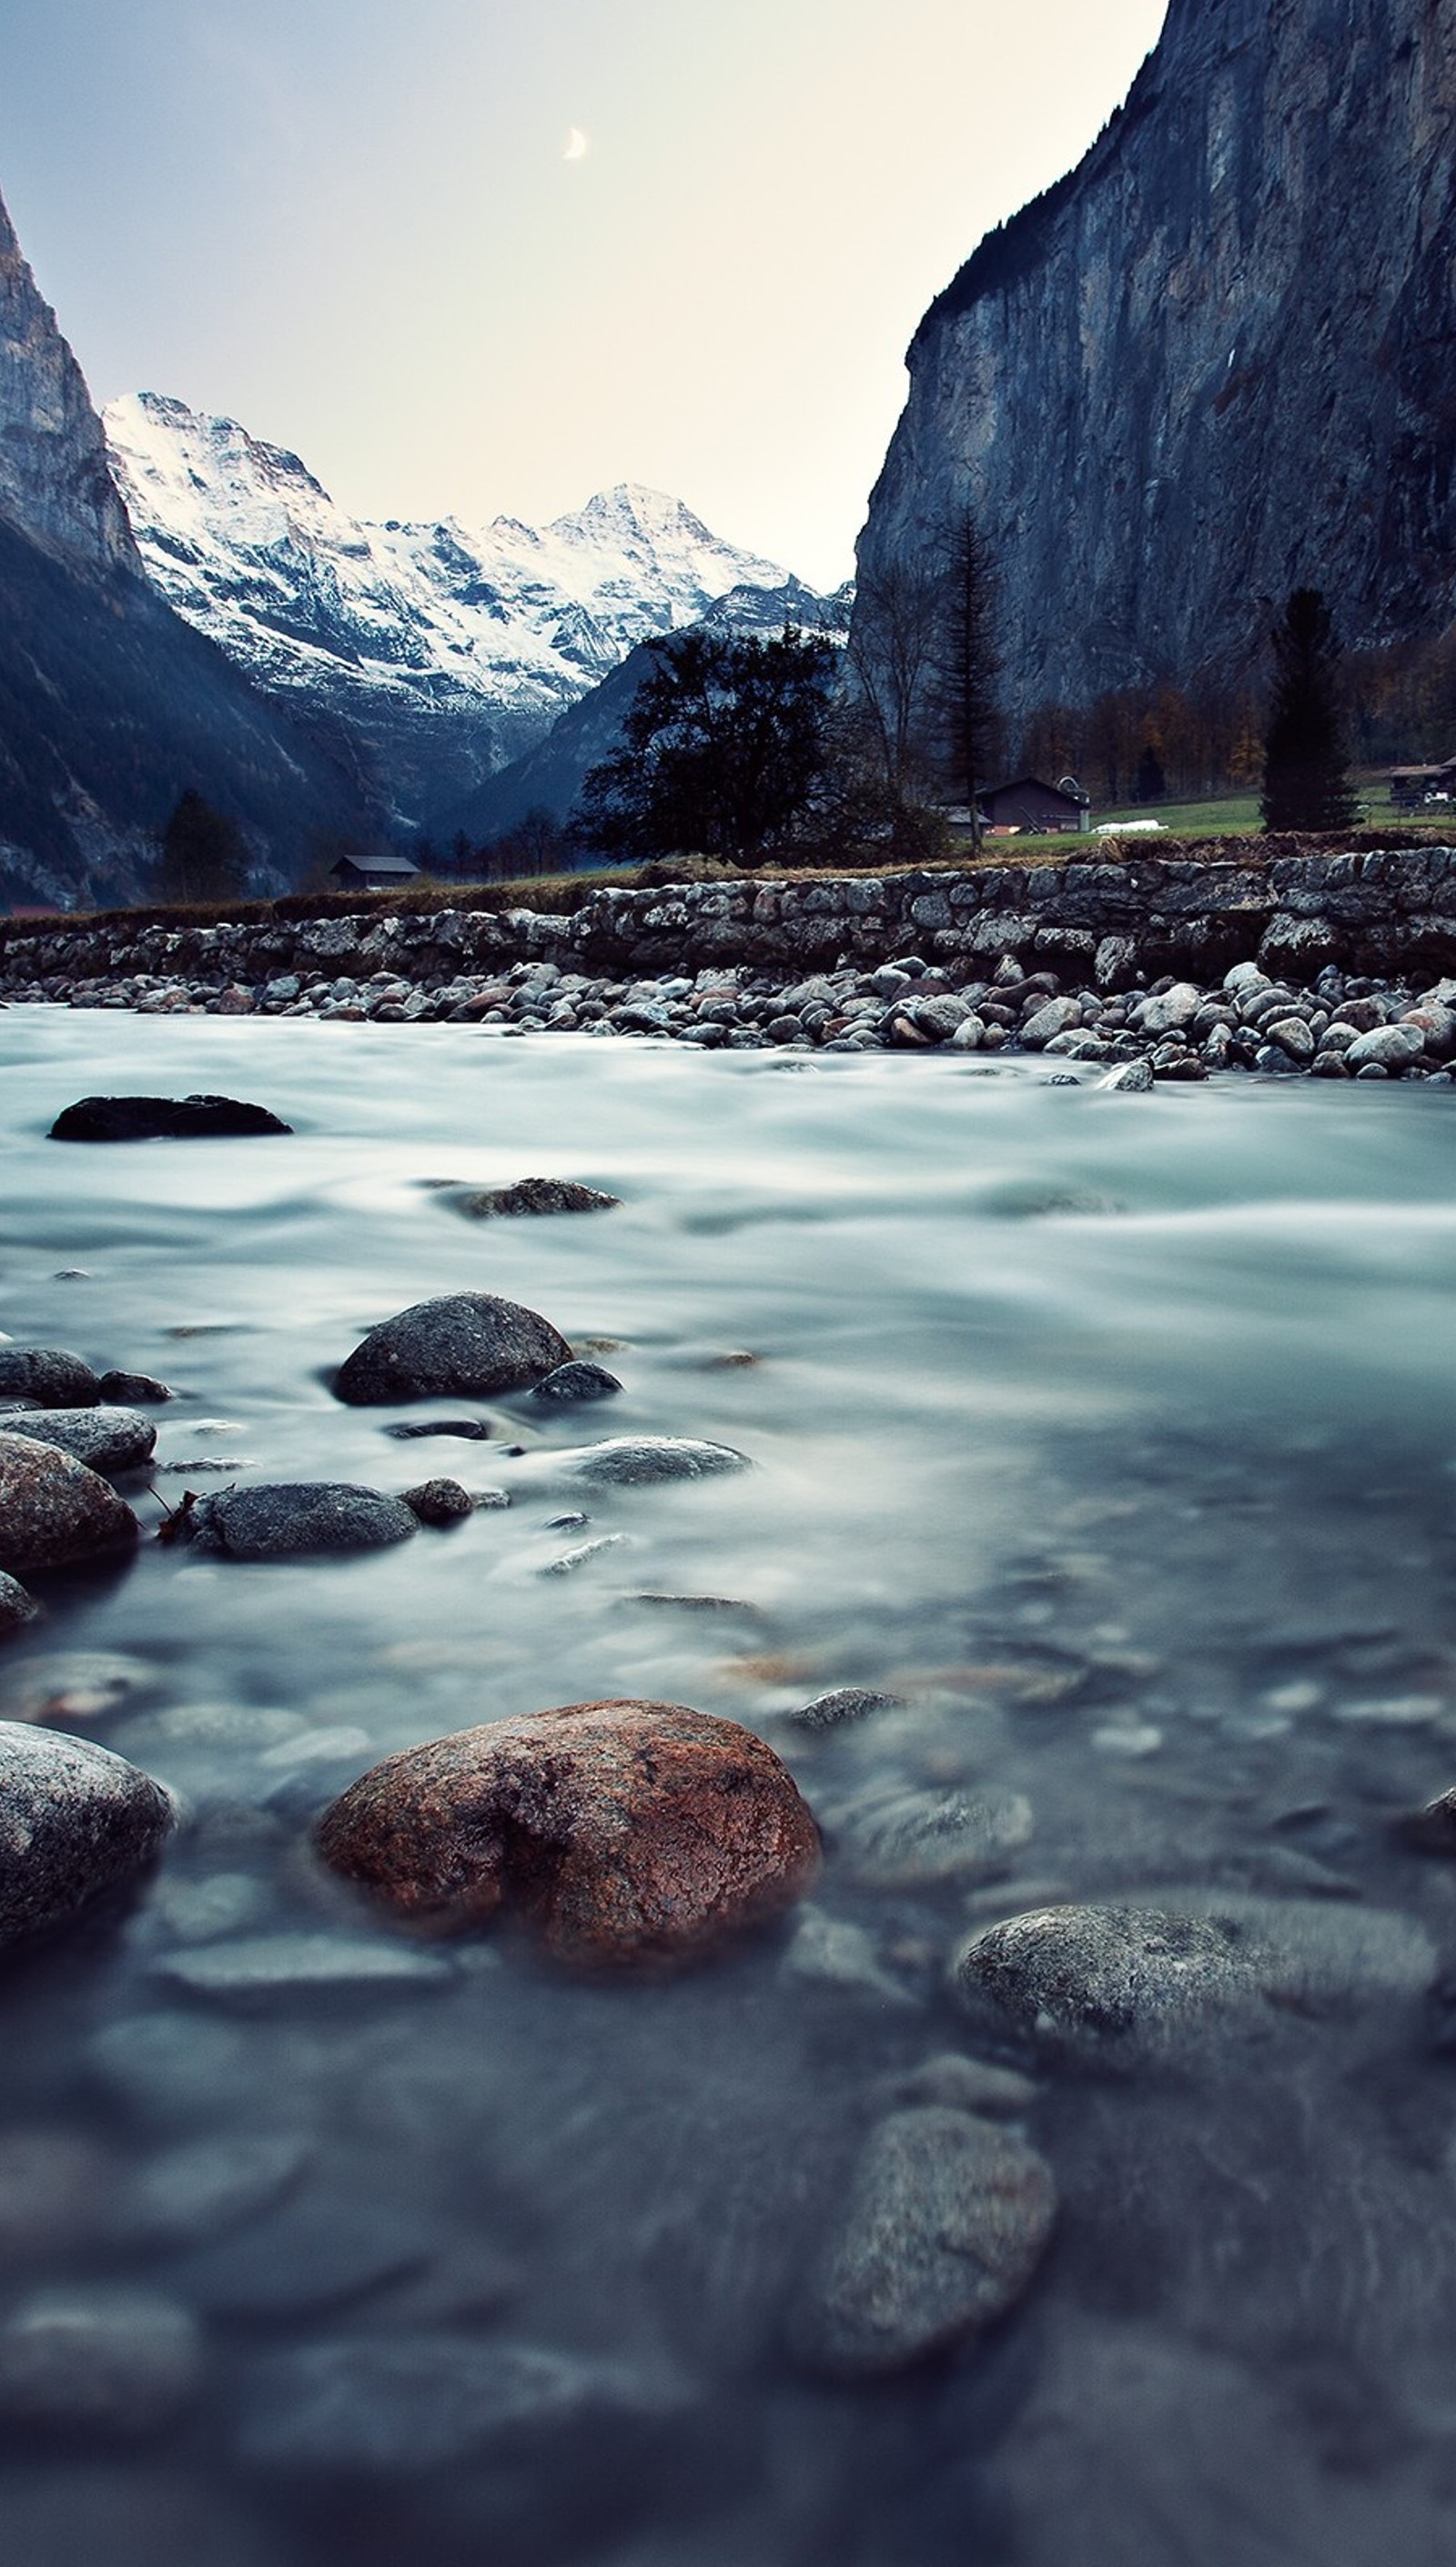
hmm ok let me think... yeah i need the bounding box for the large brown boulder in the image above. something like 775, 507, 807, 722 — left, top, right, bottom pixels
332, 1293, 571, 1407
316, 1700, 820, 1971
0, 1434, 139, 1577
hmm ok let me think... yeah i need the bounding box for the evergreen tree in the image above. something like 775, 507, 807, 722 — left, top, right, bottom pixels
1260, 589, 1359, 833
1133, 742, 1167, 803
578, 628, 837, 863
931, 506, 1001, 849
151, 790, 250, 904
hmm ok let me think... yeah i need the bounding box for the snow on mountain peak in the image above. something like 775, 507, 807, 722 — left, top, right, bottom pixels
101, 390, 807, 828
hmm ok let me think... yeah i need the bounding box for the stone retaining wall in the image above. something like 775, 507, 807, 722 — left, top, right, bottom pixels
4, 846, 1456, 995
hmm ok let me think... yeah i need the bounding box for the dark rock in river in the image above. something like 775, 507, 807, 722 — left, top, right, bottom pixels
564, 1436, 750, 1486
0, 1430, 139, 1573
453, 1177, 621, 1218
382, 1418, 492, 1441
401, 1478, 474, 1525
529, 1360, 623, 1404
187, 1483, 419, 1560
787, 1686, 907, 1731
3, 1406, 157, 1474
0, 1346, 102, 1407
791, 2106, 1056, 2379
98, 1370, 173, 1405
1398, 1788, 1456, 1854
333, 1292, 571, 1406
316, 1698, 820, 1971
0, 1721, 173, 1951
49, 1095, 292, 1141
0, 1570, 40, 1636
0, 2288, 201, 2437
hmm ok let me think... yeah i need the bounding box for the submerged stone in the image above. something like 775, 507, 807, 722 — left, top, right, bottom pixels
791, 2106, 1057, 2378
0, 2289, 201, 2436
0, 1432, 139, 1573
316, 1698, 820, 1971
187, 1484, 419, 1560
563, 1436, 750, 1486
452, 1177, 621, 1218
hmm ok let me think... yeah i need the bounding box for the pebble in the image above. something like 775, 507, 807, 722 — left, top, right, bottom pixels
0, 1569, 40, 1635
452, 1177, 621, 1218
316, 1698, 819, 1970
174, 2186, 439, 2319
529, 1360, 623, 1403
790, 2106, 1057, 2378
152, 1933, 458, 2000
382, 1418, 492, 1440
2, 1405, 157, 1474
186, 1483, 420, 1559
541, 1533, 632, 1575
150, 1871, 270, 1942
333, 1291, 571, 1405
0, 1430, 139, 1573
98, 1369, 173, 1403
238, 2334, 685, 2478
831, 1778, 1035, 1887
0, 1722, 173, 1951
85, 2012, 258, 2128
563, 1435, 751, 1485
786, 1686, 907, 1731
0, 2289, 202, 2436
1331, 1693, 1444, 1727
1099, 1058, 1155, 1092
879, 2052, 1040, 2115
118, 2133, 309, 2248
782, 1906, 916, 2004
401, 1478, 475, 1525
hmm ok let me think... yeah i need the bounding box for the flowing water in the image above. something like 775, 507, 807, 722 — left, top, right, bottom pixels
1, 1006, 1455, 2565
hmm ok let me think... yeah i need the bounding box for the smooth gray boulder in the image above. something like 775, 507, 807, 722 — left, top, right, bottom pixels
333, 1293, 571, 1406
0, 1432, 138, 1574
0, 1723, 173, 1951
949, 1897, 1435, 2069
529, 1361, 622, 1404
791, 2107, 1056, 2378
564, 1437, 750, 1487
0, 1348, 101, 1407
786, 1687, 906, 1732
2, 1407, 157, 1475
187, 1484, 419, 1560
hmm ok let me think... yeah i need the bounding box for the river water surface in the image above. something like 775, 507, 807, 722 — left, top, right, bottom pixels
2, 1008, 1456, 2565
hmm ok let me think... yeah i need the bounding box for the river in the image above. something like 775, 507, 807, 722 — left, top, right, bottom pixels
1, 1006, 1454, 2566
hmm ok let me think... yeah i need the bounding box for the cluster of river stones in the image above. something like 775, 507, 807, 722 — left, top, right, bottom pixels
9, 946, 1456, 1079
2, 1095, 1456, 2486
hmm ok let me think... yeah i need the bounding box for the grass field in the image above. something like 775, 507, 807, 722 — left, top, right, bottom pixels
999, 776, 1399, 858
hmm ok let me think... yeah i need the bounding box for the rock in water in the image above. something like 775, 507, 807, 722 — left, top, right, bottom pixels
453, 1177, 621, 1218
187, 1484, 419, 1560
97, 1370, 173, 1405
0, 1432, 139, 1574
2, 1407, 157, 1474
564, 1437, 749, 1486
316, 1699, 820, 1970
49, 1096, 292, 1141
333, 1293, 571, 1406
529, 1361, 623, 1404
0, 1572, 40, 1636
0, 1347, 101, 1407
791, 2107, 1056, 2378
0, 1722, 173, 1951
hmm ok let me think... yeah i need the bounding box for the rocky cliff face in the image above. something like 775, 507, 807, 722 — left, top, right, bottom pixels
0, 193, 136, 575
858, 0, 1456, 723
0, 187, 370, 905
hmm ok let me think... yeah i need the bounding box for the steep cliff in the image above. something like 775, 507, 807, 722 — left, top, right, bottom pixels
0, 188, 369, 905
858, 0, 1456, 724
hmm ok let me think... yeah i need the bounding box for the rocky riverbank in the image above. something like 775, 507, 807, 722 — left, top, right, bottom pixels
3, 849, 1455, 1078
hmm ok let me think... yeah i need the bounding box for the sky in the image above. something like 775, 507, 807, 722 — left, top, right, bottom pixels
0, 0, 1168, 588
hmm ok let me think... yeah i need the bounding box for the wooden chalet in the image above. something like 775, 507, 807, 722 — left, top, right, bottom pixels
329, 853, 421, 893
976, 776, 1092, 835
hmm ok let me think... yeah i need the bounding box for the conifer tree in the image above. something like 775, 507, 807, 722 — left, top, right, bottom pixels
151, 790, 250, 904
1260, 589, 1359, 833
931, 507, 1001, 849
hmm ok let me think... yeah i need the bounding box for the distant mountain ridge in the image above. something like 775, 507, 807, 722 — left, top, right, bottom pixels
105, 394, 811, 834
0, 187, 369, 907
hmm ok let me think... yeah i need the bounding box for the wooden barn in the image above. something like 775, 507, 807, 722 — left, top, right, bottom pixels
329, 852, 421, 893
977, 776, 1092, 834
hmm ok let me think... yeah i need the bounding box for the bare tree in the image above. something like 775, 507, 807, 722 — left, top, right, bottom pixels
845, 554, 944, 797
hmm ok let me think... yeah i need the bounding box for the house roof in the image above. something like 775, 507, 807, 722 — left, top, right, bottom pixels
983, 774, 1090, 806
330, 854, 420, 880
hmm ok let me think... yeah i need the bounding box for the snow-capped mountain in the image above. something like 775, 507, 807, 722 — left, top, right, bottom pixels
103, 392, 805, 830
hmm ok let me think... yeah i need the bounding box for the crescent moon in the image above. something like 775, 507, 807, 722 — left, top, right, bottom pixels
564, 127, 589, 162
